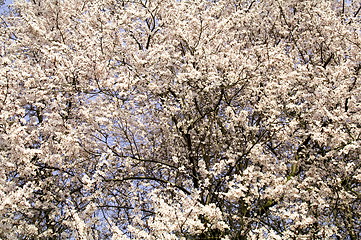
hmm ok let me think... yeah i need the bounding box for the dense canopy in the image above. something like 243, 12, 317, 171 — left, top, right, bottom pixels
0, 0, 360, 239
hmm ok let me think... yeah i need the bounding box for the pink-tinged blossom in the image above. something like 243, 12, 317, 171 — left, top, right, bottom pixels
0, 0, 360, 239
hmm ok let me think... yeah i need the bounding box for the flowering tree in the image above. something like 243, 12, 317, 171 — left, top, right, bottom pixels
0, 0, 360, 239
